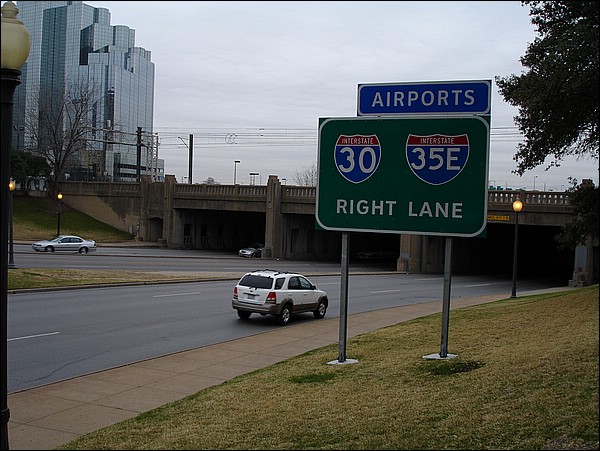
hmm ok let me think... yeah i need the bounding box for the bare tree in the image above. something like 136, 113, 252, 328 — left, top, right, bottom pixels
293, 162, 318, 186
24, 79, 101, 198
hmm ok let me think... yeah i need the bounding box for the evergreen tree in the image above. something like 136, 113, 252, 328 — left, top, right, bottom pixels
495, 1, 598, 175
555, 178, 599, 249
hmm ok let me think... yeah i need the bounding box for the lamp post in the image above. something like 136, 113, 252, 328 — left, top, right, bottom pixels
56, 192, 63, 236
8, 179, 15, 269
233, 160, 240, 185
2, 2, 31, 448
533, 175, 538, 191
249, 172, 259, 185
510, 197, 523, 298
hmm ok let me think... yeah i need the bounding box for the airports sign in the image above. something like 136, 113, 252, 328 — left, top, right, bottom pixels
316, 116, 490, 236
357, 80, 491, 116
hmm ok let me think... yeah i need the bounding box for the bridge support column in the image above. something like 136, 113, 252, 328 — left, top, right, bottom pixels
398, 234, 422, 272
137, 176, 152, 241
264, 175, 283, 259
569, 237, 599, 287
163, 175, 178, 247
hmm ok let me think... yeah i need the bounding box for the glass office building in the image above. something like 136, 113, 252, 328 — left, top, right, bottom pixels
13, 1, 163, 182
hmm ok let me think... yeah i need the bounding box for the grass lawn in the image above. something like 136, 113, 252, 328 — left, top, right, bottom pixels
11, 195, 133, 242
57, 286, 599, 450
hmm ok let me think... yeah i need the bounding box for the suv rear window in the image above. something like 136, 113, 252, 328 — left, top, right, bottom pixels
239, 274, 274, 289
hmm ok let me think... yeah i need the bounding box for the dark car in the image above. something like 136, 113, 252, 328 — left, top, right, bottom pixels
238, 243, 264, 258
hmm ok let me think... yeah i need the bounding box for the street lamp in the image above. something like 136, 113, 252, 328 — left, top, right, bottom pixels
510, 197, 523, 298
233, 160, 240, 185
56, 192, 63, 236
533, 175, 538, 191
249, 172, 259, 185
8, 179, 16, 269
2, 2, 31, 448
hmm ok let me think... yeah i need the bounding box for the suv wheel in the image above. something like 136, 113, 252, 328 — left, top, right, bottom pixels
237, 310, 252, 320
277, 304, 292, 325
313, 299, 327, 319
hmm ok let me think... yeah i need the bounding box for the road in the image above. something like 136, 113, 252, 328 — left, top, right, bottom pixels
8, 245, 561, 393
11, 243, 395, 273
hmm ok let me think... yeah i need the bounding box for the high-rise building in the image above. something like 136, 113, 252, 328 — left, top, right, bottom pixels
13, 0, 163, 182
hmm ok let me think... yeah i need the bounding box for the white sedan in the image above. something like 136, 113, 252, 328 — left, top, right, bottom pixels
32, 235, 97, 254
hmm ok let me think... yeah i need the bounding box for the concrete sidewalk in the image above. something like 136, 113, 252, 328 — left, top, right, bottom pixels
6, 287, 572, 450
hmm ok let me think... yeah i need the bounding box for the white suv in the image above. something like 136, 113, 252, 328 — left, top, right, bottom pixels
232, 269, 328, 325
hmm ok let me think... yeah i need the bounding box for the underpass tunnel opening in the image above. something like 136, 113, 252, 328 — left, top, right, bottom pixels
184, 210, 265, 251
453, 224, 574, 282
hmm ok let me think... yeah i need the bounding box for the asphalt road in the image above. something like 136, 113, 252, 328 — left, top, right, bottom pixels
11, 243, 395, 274
8, 264, 558, 393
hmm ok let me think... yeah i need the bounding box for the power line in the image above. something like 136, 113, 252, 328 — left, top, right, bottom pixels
155, 126, 524, 149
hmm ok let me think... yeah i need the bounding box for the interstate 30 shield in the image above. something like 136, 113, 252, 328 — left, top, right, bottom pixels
406, 134, 469, 186
334, 134, 381, 184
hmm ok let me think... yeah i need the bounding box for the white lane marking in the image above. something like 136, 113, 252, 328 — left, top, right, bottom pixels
465, 283, 492, 288
154, 292, 204, 298
9, 331, 60, 342
371, 290, 401, 294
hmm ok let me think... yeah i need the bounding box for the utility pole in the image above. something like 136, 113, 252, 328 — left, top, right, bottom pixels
136, 127, 142, 182
188, 134, 193, 184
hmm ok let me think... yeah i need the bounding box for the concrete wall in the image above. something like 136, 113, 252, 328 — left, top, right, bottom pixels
56, 178, 598, 284
58, 180, 143, 237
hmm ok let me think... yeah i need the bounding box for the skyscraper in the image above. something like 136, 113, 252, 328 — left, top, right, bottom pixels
13, 0, 162, 182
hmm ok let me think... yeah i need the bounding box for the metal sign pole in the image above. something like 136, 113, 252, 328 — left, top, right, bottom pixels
423, 236, 457, 360
439, 237, 453, 357
338, 232, 349, 362
328, 232, 358, 365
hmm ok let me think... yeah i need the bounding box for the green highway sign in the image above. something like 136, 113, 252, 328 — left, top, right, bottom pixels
316, 116, 490, 237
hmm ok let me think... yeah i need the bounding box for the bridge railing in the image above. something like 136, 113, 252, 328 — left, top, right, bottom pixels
173, 184, 319, 199
60, 181, 140, 195
174, 183, 267, 197
173, 184, 571, 206
64, 181, 569, 207
488, 190, 569, 205
279, 186, 570, 206
282, 186, 316, 198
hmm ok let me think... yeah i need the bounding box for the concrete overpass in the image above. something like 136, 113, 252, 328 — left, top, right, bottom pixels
58, 175, 597, 285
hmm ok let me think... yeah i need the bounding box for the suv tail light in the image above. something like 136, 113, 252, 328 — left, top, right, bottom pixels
233, 287, 238, 300
266, 291, 277, 303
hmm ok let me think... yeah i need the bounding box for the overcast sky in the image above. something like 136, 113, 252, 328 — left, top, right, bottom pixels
88, 0, 597, 191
